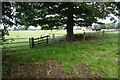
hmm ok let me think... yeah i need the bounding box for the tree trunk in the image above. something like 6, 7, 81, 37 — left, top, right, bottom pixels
25, 26, 28, 30
51, 29, 52, 32
66, 14, 74, 42
66, 3, 74, 42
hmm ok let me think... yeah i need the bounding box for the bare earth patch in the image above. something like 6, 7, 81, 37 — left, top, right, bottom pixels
4, 60, 101, 78
5, 60, 68, 78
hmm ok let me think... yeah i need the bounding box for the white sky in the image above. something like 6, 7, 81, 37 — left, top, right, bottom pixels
92, 14, 119, 27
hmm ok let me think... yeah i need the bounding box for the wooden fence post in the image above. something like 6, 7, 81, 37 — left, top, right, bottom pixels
49, 33, 51, 44
47, 36, 49, 44
29, 38, 31, 48
83, 32, 86, 41
66, 34, 67, 42
102, 30, 105, 38
49, 33, 51, 37
43, 34, 44, 37
57, 33, 59, 44
31, 37, 34, 48
40, 35, 42, 38
52, 34, 55, 44
38, 37, 39, 44
64, 35, 66, 42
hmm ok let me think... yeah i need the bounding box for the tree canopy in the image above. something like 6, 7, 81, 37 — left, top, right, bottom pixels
2, 2, 120, 41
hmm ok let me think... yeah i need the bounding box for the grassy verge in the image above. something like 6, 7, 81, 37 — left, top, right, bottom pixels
2, 32, 118, 78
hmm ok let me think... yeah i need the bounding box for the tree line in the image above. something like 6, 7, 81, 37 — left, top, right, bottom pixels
94, 23, 119, 29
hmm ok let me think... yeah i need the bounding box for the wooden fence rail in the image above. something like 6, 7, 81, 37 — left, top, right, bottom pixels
2, 41, 29, 45
0, 38, 28, 40
29, 35, 49, 48
73, 30, 105, 41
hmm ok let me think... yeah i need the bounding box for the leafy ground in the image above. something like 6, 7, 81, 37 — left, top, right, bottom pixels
2, 31, 118, 78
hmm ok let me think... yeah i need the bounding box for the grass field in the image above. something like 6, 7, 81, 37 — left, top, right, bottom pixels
2, 30, 88, 51
5, 30, 95, 38
2, 30, 118, 78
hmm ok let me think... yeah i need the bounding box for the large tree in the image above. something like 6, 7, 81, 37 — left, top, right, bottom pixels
2, 2, 120, 41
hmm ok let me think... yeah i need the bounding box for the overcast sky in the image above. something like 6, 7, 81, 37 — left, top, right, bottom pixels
92, 14, 119, 27
98, 15, 119, 24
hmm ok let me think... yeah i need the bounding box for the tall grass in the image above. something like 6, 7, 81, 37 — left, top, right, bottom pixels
2, 32, 118, 78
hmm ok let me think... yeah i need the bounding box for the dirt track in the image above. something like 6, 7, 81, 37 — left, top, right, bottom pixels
5, 60, 68, 78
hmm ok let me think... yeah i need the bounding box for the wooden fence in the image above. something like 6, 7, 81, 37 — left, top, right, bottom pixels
75, 29, 118, 41
1, 29, 118, 53
1, 38, 29, 53
48, 33, 66, 44
29, 35, 49, 48
73, 30, 106, 41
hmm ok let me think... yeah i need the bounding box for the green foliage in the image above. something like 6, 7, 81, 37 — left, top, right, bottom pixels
13, 27, 27, 31
2, 2, 120, 30
57, 26, 64, 30
41, 24, 51, 30
116, 22, 120, 29
13, 27, 18, 31
1, 27, 9, 42
94, 23, 117, 29
2, 61, 12, 76
18, 27, 26, 30
2, 2, 120, 41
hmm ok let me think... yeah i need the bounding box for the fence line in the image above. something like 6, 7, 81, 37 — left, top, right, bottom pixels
1, 45, 29, 49
2, 29, 118, 53
0, 38, 28, 40
85, 29, 118, 34
2, 48, 30, 53
29, 35, 49, 48
2, 41, 29, 45
2, 37, 29, 53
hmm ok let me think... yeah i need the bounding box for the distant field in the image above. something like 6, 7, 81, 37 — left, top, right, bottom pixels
5, 29, 117, 38
5, 30, 66, 38
3, 30, 85, 44
5, 30, 93, 38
